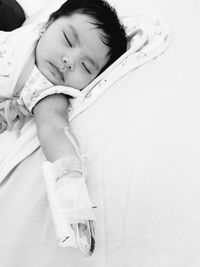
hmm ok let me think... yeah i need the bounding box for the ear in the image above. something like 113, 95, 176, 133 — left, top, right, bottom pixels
39, 18, 54, 36
45, 18, 54, 29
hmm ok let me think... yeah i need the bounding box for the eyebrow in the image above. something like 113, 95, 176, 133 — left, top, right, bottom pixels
69, 25, 100, 72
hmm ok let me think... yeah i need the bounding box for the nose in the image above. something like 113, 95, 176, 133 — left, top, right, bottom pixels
61, 56, 74, 72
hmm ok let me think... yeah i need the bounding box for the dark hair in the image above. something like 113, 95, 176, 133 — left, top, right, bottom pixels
49, 0, 127, 73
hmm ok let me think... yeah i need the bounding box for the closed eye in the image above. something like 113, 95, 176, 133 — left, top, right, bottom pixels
82, 63, 91, 74
63, 32, 72, 47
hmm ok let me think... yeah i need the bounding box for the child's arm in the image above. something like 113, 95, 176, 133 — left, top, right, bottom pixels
32, 94, 79, 162
33, 93, 95, 255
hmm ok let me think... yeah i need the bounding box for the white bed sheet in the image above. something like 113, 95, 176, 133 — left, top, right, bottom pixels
1, 0, 200, 266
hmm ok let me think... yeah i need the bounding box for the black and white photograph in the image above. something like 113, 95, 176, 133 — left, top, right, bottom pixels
0, 0, 199, 266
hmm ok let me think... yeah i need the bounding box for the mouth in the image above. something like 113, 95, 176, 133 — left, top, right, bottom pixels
49, 62, 64, 82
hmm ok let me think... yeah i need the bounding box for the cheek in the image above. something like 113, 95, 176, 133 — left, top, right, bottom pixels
39, 34, 58, 55
36, 38, 49, 59
67, 71, 92, 90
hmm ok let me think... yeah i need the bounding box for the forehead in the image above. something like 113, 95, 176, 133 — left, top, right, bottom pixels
56, 12, 98, 30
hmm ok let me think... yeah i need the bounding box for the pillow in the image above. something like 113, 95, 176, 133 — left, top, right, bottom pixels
17, 0, 56, 17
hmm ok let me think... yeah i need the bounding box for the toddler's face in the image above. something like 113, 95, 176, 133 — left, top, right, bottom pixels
35, 13, 110, 90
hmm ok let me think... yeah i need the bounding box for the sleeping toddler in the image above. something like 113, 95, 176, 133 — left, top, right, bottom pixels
0, 0, 127, 256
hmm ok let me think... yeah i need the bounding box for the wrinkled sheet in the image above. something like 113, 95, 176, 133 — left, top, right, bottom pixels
0, 0, 200, 266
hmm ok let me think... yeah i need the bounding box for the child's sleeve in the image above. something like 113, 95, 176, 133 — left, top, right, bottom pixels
20, 65, 82, 114
21, 85, 82, 114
